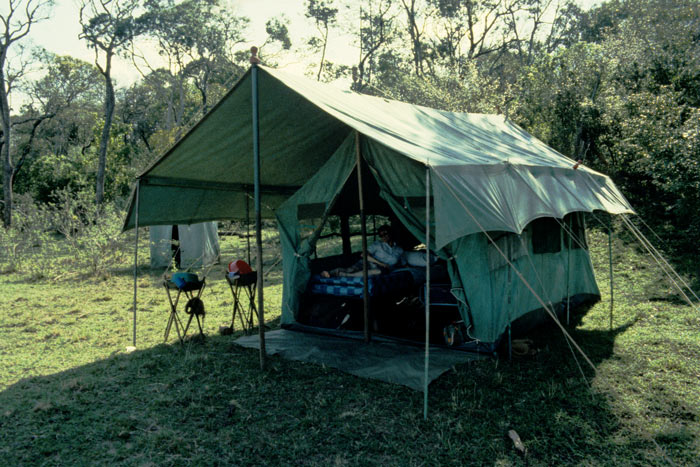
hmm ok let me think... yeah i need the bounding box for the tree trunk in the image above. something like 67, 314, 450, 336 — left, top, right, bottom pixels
317, 25, 329, 81
96, 67, 115, 206
0, 67, 13, 228
2, 145, 12, 228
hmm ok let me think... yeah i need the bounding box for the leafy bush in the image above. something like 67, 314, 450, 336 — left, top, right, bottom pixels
0, 191, 130, 281
50, 190, 131, 280
0, 194, 58, 278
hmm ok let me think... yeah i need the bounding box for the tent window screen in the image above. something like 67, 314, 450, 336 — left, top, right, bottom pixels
298, 203, 326, 220
563, 213, 587, 250
314, 216, 344, 256
297, 203, 327, 243
531, 218, 562, 254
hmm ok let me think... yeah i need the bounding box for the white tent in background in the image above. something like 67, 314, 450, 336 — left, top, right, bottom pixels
149, 222, 220, 269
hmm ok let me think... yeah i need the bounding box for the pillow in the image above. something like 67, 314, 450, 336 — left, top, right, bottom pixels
403, 250, 437, 267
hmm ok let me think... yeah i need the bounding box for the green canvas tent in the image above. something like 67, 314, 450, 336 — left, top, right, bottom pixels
123, 64, 633, 351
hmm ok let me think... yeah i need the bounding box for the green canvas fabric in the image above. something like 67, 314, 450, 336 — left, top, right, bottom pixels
431, 164, 630, 248
445, 229, 598, 343
260, 68, 633, 243
124, 68, 351, 230
124, 65, 633, 232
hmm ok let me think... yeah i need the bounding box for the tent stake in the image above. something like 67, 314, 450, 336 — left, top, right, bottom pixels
423, 165, 431, 420
251, 49, 265, 370
355, 131, 370, 343
132, 181, 140, 347
608, 223, 614, 331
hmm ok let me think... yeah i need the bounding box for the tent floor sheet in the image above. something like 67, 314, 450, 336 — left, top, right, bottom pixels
235, 329, 485, 391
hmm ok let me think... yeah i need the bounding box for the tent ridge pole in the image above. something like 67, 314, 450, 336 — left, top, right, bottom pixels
251, 51, 265, 369
356, 131, 370, 343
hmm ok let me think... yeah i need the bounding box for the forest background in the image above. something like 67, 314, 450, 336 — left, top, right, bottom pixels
0, 0, 699, 279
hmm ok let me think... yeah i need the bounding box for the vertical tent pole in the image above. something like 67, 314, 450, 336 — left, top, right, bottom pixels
251, 48, 265, 370
566, 216, 572, 325
355, 131, 370, 343
132, 181, 140, 347
608, 221, 614, 331
246, 192, 251, 265
507, 240, 512, 361
423, 165, 431, 420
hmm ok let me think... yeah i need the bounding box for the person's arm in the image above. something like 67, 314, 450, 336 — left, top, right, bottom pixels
367, 254, 388, 269
367, 242, 388, 268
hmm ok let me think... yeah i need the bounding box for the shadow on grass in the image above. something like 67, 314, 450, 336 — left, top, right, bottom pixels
0, 320, 695, 465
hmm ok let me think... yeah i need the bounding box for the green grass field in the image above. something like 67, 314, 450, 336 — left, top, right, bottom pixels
0, 229, 698, 465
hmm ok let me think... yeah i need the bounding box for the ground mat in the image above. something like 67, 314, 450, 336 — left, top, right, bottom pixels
235, 329, 484, 391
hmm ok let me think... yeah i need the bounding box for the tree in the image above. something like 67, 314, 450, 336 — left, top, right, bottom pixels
12, 53, 102, 202
137, 0, 248, 124
508, 0, 700, 265
0, 0, 52, 227
305, 0, 338, 81
79, 0, 143, 206
349, 0, 398, 92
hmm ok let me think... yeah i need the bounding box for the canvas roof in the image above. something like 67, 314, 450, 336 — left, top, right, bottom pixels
124, 65, 634, 247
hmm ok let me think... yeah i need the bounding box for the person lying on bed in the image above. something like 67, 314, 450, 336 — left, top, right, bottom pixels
321, 224, 404, 277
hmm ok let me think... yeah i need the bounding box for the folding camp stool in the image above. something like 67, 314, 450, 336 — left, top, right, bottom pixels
225, 272, 257, 333
163, 278, 206, 343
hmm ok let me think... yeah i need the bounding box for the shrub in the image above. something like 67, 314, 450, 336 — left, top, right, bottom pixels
0, 191, 130, 281
50, 190, 130, 280
0, 194, 58, 278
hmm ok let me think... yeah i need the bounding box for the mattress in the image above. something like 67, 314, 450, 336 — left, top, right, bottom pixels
309, 269, 416, 298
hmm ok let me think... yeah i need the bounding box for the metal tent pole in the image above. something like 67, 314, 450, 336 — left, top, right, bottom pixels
566, 216, 572, 325
423, 165, 431, 420
507, 240, 512, 361
251, 48, 265, 370
355, 131, 370, 343
609, 222, 614, 331
132, 181, 140, 347
246, 191, 251, 265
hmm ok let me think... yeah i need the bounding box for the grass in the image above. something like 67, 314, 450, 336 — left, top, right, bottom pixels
0, 229, 698, 465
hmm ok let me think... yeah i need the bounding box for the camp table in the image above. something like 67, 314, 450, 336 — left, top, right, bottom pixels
163, 273, 206, 343
225, 271, 257, 333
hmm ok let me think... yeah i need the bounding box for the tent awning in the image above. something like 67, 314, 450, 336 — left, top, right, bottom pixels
123, 65, 634, 238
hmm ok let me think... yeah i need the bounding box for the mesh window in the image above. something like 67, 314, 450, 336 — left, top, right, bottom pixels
297, 203, 326, 220
531, 218, 562, 254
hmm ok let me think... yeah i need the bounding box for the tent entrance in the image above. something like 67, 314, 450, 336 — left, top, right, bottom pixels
289, 158, 460, 347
